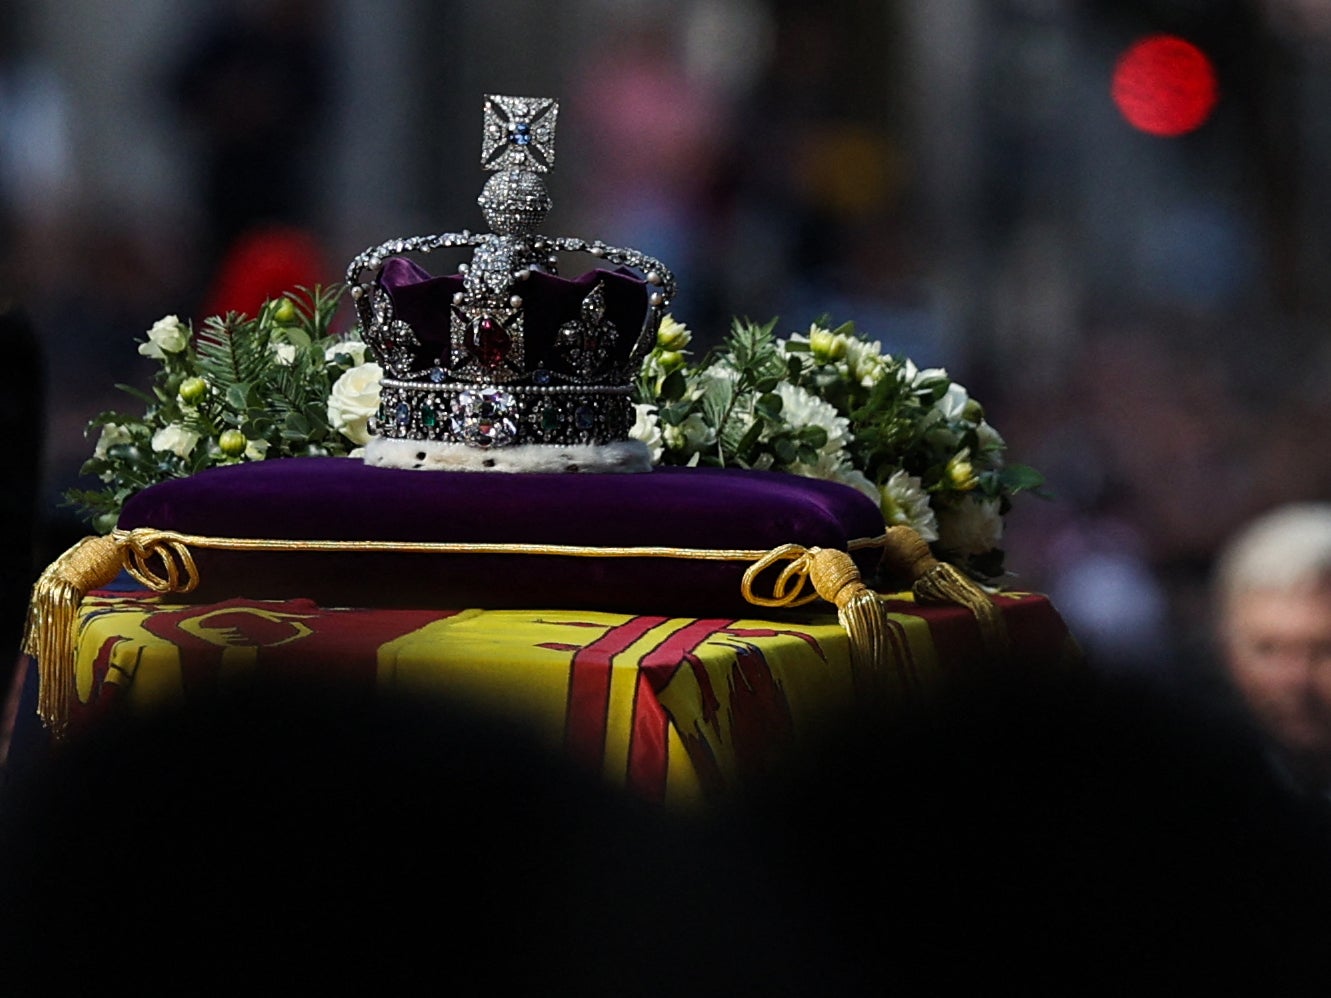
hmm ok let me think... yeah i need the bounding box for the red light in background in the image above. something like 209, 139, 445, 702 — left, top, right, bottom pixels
1111, 34, 1217, 136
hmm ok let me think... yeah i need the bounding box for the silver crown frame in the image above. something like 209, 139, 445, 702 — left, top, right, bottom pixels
346, 95, 676, 469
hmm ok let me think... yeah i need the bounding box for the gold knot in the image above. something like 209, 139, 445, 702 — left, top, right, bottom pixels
116, 529, 200, 594
741, 544, 871, 612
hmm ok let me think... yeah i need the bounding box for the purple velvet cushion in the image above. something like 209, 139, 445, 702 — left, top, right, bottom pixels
117, 458, 885, 614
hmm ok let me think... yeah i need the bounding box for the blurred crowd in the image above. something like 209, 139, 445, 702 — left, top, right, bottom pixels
4, 0, 1331, 697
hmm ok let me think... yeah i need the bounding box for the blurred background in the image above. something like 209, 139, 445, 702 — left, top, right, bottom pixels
4, 0, 1331, 689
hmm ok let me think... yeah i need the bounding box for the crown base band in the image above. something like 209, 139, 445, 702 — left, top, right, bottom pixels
373, 382, 636, 450
363, 436, 652, 474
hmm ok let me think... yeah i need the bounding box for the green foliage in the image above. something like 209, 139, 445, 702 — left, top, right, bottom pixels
67, 286, 372, 532
633, 316, 1045, 581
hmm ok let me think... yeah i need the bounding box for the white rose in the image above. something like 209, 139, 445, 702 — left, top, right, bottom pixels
933, 382, 971, 421
327, 362, 383, 446
151, 423, 200, 459
901, 358, 948, 389
138, 315, 189, 359
93, 423, 133, 460
936, 494, 1003, 557
629, 403, 664, 463
326, 339, 369, 366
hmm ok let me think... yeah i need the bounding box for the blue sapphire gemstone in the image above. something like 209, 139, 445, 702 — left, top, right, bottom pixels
574, 405, 595, 430
532, 367, 551, 385
429, 366, 446, 383
395, 402, 411, 426
512, 121, 532, 146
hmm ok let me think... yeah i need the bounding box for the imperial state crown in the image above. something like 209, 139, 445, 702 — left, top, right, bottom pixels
346, 94, 676, 473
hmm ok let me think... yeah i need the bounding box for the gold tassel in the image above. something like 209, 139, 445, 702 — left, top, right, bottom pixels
22, 534, 127, 738
742, 545, 903, 690
881, 525, 1009, 661
804, 547, 898, 686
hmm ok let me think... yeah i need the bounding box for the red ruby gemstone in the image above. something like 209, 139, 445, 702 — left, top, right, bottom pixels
469, 317, 511, 367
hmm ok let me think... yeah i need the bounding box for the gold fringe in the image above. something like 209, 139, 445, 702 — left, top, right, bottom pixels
881, 525, 1009, 661
804, 548, 896, 684
742, 545, 900, 687
22, 534, 128, 738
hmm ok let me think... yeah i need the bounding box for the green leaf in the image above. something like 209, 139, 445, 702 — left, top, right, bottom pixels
660, 369, 687, 402
736, 418, 764, 455
799, 425, 828, 450
998, 463, 1047, 495
226, 383, 252, 409
755, 392, 783, 420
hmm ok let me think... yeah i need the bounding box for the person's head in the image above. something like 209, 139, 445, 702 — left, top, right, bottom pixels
1214, 503, 1331, 773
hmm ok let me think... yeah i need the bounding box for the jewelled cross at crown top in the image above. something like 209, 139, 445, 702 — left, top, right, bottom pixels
481, 95, 558, 174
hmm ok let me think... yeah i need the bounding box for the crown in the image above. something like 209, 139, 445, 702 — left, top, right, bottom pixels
346, 95, 676, 473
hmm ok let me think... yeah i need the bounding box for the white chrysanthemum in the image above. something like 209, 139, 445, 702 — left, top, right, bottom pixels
151, 423, 200, 459
774, 381, 850, 456
326, 339, 370, 366
327, 362, 383, 446
936, 494, 1003, 557
138, 315, 189, 359
842, 336, 888, 387
880, 469, 939, 542
629, 403, 664, 463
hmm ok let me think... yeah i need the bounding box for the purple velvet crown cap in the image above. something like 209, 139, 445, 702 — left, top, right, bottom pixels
377, 256, 650, 370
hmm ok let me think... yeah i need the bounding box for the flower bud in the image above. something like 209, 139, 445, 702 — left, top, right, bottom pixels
946, 448, 979, 491
808, 326, 846, 363
272, 298, 299, 325
178, 377, 208, 404
218, 429, 248, 456
656, 315, 692, 351
657, 349, 686, 373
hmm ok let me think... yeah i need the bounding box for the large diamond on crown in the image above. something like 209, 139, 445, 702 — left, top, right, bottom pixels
450, 387, 518, 447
